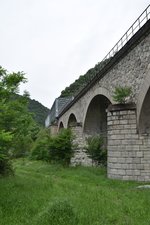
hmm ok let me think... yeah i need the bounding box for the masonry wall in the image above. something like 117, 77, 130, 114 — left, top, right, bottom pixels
70, 126, 92, 166
59, 31, 150, 129
107, 105, 150, 181
57, 22, 150, 181
50, 125, 58, 136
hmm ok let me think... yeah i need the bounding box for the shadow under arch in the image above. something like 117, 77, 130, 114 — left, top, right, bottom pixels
137, 67, 150, 133
83, 94, 111, 138
58, 121, 64, 132
138, 86, 150, 134
67, 113, 77, 128
82, 87, 113, 128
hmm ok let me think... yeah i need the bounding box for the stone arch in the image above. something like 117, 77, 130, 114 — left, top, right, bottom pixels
83, 87, 113, 133
137, 66, 150, 133
58, 121, 64, 131
83, 94, 111, 138
67, 113, 77, 128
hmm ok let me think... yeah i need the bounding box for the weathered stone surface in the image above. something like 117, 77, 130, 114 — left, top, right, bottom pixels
56, 20, 150, 181
107, 106, 150, 181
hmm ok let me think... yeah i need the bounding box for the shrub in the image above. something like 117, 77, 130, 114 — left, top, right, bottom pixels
30, 129, 50, 161
42, 199, 78, 225
0, 130, 13, 175
49, 129, 74, 166
86, 135, 107, 166
0, 154, 13, 176
31, 128, 74, 166
113, 86, 132, 104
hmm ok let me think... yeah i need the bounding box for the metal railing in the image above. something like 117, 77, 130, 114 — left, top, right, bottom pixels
59, 5, 150, 117
77, 5, 150, 92
102, 4, 150, 62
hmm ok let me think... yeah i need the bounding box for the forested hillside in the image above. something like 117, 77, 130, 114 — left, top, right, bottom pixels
60, 59, 109, 97
15, 94, 49, 126
28, 98, 49, 126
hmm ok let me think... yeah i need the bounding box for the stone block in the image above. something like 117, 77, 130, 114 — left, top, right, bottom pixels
111, 134, 125, 140
108, 139, 122, 146
109, 169, 118, 174
126, 170, 133, 175
122, 176, 133, 180
124, 134, 139, 139
118, 169, 126, 175
107, 121, 113, 125
128, 111, 136, 115
117, 158, 126, 163
108, 157, 118, 163
125, 158, 133, 163
133, 170, 141, 176
113, 120, 120, 125
132, 158, 141, 164
136, 151, 143, 157
119, 120, 129, 125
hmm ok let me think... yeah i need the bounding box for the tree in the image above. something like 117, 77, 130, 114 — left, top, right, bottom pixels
0, 66, 38, 174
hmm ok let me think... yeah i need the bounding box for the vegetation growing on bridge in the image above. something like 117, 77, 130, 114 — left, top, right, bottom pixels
113, 86, 132, 104
60, 59, 109, 97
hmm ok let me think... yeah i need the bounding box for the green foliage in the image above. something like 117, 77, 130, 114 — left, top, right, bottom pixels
1, 159, 150, 225
28, 98, 49, 126
0, 130, 13, 153
60, 59, 110, 97
31, 128, 74, 166
13, 94, 49, 127
86, 135, 107, 166
0, 66, 39, 174
49, 129, 74, 166
0, 130, 13, 176
31, 129, 51, 161
0, 154, 13, 176
113, 86, 132, 104
39, 199, 78, 225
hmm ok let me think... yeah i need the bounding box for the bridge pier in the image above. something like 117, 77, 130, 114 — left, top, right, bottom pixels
107, 104, 150, 181
70, 124, 92, 166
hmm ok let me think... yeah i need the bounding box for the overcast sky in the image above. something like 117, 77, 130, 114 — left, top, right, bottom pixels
0, 0, 149, 108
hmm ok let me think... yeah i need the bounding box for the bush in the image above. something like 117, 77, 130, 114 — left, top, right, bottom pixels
0, 154, 13, 176
31, 128, 74, 166
113, 86, 132, 104
0, 130, 13, 175
39, 199, 78, 225
86, 135, 107, 166
49, 129, 74, 166
30, 129, 50, 161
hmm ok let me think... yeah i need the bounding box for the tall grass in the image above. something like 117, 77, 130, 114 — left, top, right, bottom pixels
0, 159, 150, 225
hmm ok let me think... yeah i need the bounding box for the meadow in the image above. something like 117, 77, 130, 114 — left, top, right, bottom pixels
0, 159, 150, 225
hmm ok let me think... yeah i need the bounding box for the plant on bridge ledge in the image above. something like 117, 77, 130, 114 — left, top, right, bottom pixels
113, 86, 132, 104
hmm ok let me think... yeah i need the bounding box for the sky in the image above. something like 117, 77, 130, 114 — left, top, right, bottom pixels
0, 0, 149, 108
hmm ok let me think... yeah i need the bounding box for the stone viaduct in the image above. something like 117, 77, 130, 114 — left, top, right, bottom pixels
47, 6, 150, 181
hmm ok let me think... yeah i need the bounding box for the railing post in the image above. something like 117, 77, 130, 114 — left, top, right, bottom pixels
138, 18, 141, 29
146, 8, 148, 21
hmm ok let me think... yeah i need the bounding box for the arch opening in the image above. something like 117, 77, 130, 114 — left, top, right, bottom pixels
67, 113, 77, 128
58, 121, 64, 131
139, 87, 150, 134
83, 95, 111, 139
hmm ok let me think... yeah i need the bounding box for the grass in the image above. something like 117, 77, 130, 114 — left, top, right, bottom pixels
0, 159, 150, 225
